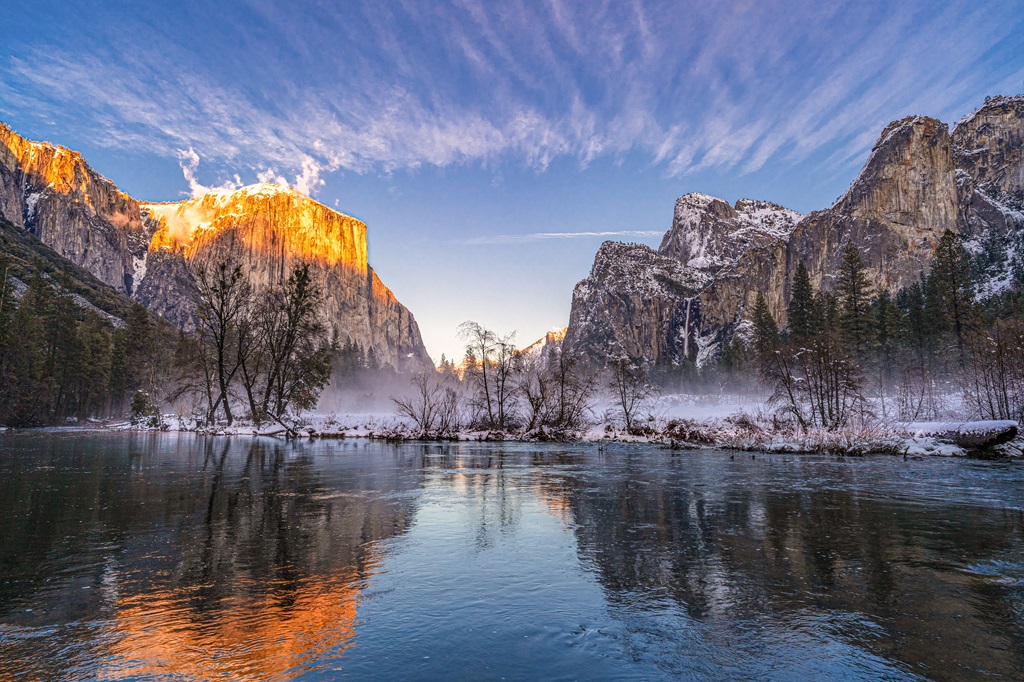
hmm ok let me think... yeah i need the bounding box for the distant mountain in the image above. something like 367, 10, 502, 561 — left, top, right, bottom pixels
518, 327, 567, 363
565, 95, 1024, 366
0, 124, 432, 371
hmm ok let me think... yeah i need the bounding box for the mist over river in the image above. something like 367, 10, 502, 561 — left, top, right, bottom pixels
2, 432, 1023, 680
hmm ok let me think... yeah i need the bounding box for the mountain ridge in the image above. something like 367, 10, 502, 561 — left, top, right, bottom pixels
565, 95, 1024, 367
0, 123, 432, 371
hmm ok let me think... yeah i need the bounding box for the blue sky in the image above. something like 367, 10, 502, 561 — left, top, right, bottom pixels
2, 0, 1023, 362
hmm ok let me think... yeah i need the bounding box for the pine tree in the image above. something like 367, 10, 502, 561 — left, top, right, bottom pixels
3, 290, 47, 425
896, 279, 929, 370
836, 243, 874, 355
123, 303, 154, 394
109, 327, 129, 412
0, 255, 13, 386
814, 290, 839, 330
751, 293, 779, 363
76, 313, 113, 418
929, 229, 976, 355
872, 292, 903, 377
787, 261, 816, 345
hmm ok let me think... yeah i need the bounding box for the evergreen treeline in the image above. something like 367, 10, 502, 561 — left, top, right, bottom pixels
0, 254, 341, 429
0, 258, 173, 426
747, 230, 1024, 428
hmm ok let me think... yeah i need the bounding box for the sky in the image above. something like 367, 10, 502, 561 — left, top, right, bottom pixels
2, 0, 1023, 363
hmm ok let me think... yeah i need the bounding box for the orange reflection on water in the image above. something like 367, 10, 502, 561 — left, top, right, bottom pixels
101, 564, 373, 681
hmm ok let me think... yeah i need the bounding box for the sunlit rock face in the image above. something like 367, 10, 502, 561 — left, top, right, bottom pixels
715, 115, 963, 328
139, 185, 431, 371
0, 125, 431, 371
0, 124, 156, 292
518, 327, 567, 365
567, 97, 1024, 366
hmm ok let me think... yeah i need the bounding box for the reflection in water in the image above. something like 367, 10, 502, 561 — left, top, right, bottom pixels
1, 435, 1023, 680
0, 434, 418, 680
532, 454, 1024, 679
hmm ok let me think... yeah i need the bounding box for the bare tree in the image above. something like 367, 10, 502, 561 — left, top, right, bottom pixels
961, 319, 1024, 422
242, 263, 335, 425
491, 332, 519, 429
609, 359, 655, 433
459, 321, 496, 426
188, 260, 334, 428
761, 331, 867, 430
459, 321, 519, 430
392, 372, 462, 438
518, 352, 552, 431
191, 260, 253, 425
519, 345, 596, 432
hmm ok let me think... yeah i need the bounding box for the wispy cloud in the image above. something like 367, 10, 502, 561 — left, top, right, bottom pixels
1, 1, 1020, 191
465, 230, 663, 245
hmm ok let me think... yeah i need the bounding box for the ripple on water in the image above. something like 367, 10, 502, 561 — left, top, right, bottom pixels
1, 434, 1024, 680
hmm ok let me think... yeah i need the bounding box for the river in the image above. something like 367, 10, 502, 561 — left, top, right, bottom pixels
1, 432, 1023, 680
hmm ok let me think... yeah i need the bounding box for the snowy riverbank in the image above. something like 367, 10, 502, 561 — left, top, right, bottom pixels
104, 409, 1023, 459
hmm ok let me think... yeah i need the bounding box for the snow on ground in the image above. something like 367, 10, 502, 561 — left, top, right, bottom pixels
99, 392, 1024, 460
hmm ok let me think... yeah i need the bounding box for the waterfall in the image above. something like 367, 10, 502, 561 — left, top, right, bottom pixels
683, 298, 692, 359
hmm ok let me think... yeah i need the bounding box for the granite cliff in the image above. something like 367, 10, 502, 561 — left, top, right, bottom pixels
0, 124, 432, 371
566, 95, 1024, 366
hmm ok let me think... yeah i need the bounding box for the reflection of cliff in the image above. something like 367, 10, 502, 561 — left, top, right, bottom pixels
0, 435, 421, 681
107, 567, 364, 680
534, 459, 1024, 680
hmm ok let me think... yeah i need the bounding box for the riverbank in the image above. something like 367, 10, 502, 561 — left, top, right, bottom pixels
98, 411, 1023, 458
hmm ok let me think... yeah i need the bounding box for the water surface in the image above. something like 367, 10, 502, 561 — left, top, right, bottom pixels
1, 432, 1023, 680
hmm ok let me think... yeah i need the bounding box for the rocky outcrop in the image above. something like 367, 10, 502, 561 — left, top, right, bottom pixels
567, 195, 800, 363
519, 327, 567, 364
564, 242, 709, 364
0, 124, 155, 292
659, 193, 801, 271
953, 96, 1024, 200
0, 124, 432, 371
567, 97, 1024, 366
774, 116, 962, 320
952, 96, 1024, 297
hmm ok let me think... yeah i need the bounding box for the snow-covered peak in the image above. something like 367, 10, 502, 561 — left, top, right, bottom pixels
953, 94, 1024, 133
200, 182, 300, 203
734, 199, 804, 240
139, 183, 307, 211
674, 192, 729, 210
661, 194, 801, 270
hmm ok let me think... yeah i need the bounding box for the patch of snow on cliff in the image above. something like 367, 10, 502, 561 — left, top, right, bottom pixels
735, 201, 803, 239
131, 252, 148, 295
24, 191, 41, 222
69, 294, 125, 328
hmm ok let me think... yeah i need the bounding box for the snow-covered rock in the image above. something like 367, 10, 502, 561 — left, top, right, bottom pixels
903, 420, 1019, 450
564, 241, 709, 364
659, 193, 801, 271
